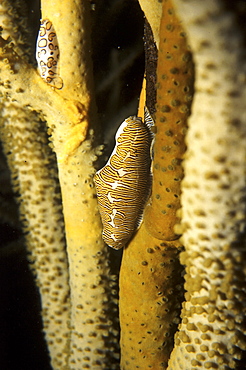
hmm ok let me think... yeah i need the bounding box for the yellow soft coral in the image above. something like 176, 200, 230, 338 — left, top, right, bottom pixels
119, 222, 184, 369
0, 0, 119, 369
167, 0, 246, 368
144, 0, 194, 241
0, 104, 71, 370
119, 1, 193, 368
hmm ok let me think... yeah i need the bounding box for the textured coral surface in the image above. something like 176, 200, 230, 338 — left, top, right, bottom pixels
119, 1, 193, 367
0, 0, 120, 369
167, 0, 246, 368
144, 0, 194, 241
120, 221, 184, 369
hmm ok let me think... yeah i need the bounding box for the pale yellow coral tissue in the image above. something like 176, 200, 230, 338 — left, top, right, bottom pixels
167, 0, 246, 368
0, 0, 119, 369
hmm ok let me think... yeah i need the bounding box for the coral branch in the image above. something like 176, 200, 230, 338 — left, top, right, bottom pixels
144, 0, 194, 241
0, 105, 71, 369
40, 0, 94, 101
0, 0, 32, 61
1, 1, 70, 368
138, 0, 162, 47
37, 1, 119, 367
119, 222, 184, 369
1, 0, 120, 368
118, 2, 192, 367
167, 1, 246, 368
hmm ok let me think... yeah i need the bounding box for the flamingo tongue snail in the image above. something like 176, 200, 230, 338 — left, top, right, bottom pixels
36, 19, 63, 89
94, 109, 154, 249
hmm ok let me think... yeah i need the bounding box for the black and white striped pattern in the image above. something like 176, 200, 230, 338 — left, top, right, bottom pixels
94, 111, 153, 249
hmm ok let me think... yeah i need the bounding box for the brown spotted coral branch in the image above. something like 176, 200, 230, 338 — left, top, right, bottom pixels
119, 224, 184, 369
144, 0, 194, 241
0, 2, 71, 368
39, 1, 119, 368
0, 105, 71, 370
167, 1, 246, 368
0, 87, 73, 370
119, 1, 194, 368
0, 0, 119, 368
